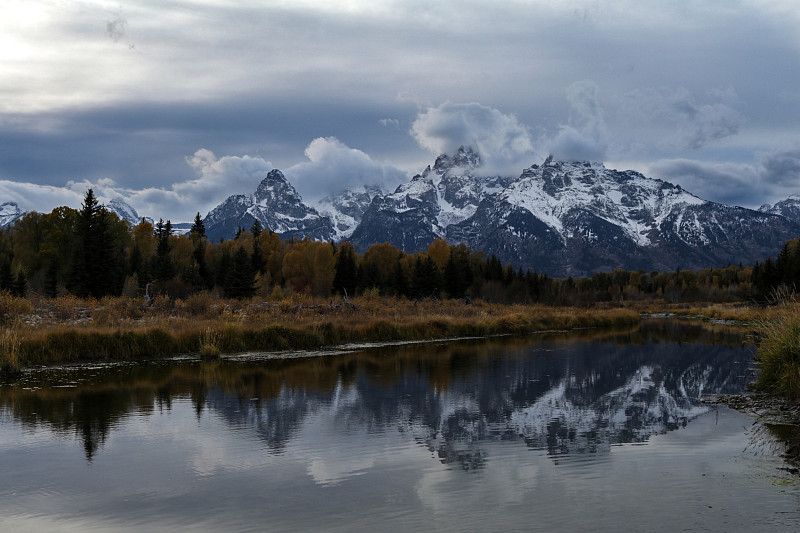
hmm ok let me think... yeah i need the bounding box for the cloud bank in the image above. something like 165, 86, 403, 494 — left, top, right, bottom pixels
284, 137, 407, 201
548, 81, 608, 162
411, 102, 537, 176
651, 140, 800, 207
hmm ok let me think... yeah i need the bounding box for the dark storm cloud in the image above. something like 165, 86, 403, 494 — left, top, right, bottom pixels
651, 141, 800, 208
1, 0, 800, 220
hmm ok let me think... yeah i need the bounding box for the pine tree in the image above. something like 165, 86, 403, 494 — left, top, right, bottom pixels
12, 269, 27, 297
251, 219, 263, 239
152, 219, 176, 282
0, 260, 13, 293
190, 212, 206, 237
44, 262, 58, 298
388, 260, 409, 297
409, 256, 442, 299
67, 189, 125, 297
225, 246, 256, 299
444, 247, 472, 298
332, 242, 358, 296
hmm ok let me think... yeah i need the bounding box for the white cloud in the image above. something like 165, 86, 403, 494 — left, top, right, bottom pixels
411, 101, 537, 176
284, 137, 407, 200
0, 180, 83, 213
548, 81, 608, 162
620, 87, 744, 151
649, 140, 800, 208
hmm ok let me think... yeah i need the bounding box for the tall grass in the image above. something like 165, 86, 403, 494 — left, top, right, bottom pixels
753, 301, 800, 401
4, 294, 648, 367
0, 329, 21, 374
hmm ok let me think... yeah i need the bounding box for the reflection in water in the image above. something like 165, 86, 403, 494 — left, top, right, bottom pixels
3, 321, 799, 532
1, 321, 753, 466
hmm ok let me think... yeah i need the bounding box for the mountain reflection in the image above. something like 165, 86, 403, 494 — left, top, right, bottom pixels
0, 321, 754, 464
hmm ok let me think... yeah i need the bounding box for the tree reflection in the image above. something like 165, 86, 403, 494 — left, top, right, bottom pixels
0, 321, 754, 463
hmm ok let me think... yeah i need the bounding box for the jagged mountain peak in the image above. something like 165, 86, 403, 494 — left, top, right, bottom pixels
0, 201, 23, 228
106, 197, 141, 225
315, 184, 386, 241
254, 169, 303, 205
433, 146, 481, 172
759, 194, 800, 225
200, 151, 800, 277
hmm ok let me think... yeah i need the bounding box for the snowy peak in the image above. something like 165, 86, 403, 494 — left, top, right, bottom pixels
199, 150, 800, 276
203, 169, 335, 242
106, 197, 141, 225
0, 202, 23, 227
504, 159, 705, 247
254, 169, 302, 205
315, 185, 384, 240
432, 146, 481, 173
759, 194, 800, 224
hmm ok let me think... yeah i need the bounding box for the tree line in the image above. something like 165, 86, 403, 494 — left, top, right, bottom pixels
1, 189, 799, 304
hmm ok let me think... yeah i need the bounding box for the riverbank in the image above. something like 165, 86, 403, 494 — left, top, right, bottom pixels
1, 292, 643, 371
0, 292, 795, 374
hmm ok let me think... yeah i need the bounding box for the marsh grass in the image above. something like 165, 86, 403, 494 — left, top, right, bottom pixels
753, 299, 800, 401
6, 294, 646, 367
0, 329, 21, 374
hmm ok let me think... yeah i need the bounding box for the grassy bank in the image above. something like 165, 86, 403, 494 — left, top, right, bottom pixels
752, 300, 800, 402
0, 292, 642, 370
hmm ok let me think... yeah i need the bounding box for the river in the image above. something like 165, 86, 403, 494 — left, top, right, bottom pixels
1, 320, 799, 531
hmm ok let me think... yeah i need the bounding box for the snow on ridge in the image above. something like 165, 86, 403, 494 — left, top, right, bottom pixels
501, 161, 708, 247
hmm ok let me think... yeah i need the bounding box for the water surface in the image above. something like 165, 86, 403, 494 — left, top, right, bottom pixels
1, 322, 799, 531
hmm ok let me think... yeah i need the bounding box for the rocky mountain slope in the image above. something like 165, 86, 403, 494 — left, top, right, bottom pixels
203, 169, 337, 242
349, 151, 799, 275
180, 148, 800, 275
0, 202, 23, 227
760, 194, 800, 224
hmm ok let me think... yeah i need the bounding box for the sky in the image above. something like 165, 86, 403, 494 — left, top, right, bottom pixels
2, 0, 800, 222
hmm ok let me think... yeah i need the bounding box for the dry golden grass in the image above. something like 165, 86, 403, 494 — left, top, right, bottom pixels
3, 293, 647, 367
752, 299, 800, 401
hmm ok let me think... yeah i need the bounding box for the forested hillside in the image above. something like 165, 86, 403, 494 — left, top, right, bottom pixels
1, 190, 799, 305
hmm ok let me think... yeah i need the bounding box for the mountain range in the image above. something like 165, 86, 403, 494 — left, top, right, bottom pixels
2, 148, 798, 277
201, 148, 800, 276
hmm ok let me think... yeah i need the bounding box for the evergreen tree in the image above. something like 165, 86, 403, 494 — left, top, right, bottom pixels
0, 260, 13, 293
444, 247, 472, 298
216, 248, 232, 290
190, 212, 206, 237
332, 242, 358, 296
44, 262, 58, 298
251, 219, 263, 239
12, 269, 27, 297
409, 256, 442, 299
67, 189, 125, 297
357, 261, 382, 293
388, 260, 409, 297
225, 246, 256, 299
485, 254, 503, 282
251, 234, 264, 274
152, 219, 176, 282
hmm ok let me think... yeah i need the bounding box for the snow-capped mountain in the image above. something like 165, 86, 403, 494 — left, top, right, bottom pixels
106, 197, 142, 225
349, 147, 513, 252
355, 153, 799, 275
0, 202, 23, 227
200, 149, 799, 275
760, 194, 800, 225
314, 185, 385, 241
204, 169, 336, 242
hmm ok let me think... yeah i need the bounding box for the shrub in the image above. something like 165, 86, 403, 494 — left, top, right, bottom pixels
0, 292, 33, 325
754, 310, 800, 401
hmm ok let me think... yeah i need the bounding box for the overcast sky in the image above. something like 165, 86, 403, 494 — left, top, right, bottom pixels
2, 0, 800, 222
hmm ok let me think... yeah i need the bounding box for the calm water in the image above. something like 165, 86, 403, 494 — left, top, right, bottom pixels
2, 321, 799, 532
